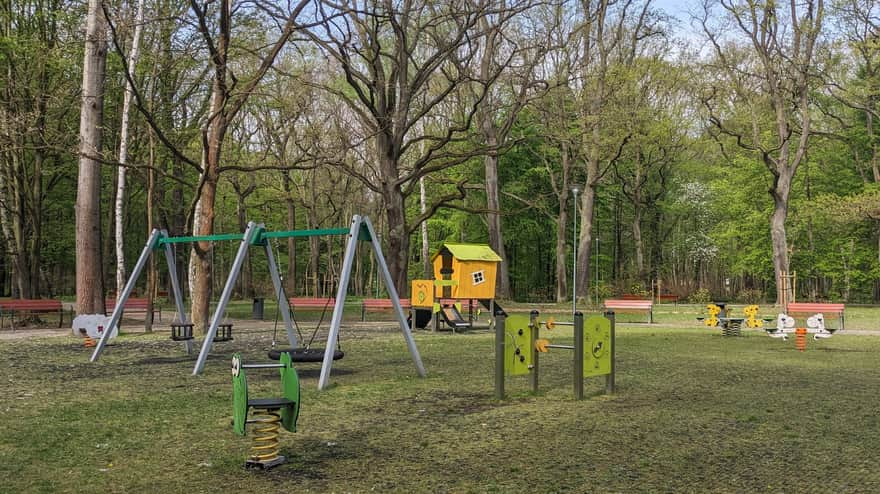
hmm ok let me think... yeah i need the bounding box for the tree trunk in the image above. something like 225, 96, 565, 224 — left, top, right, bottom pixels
555, 192, 569, 303
235, 191, 252, 298
191, 170, 219, 332
484, 150, 510, 299
283, 173, 297, 295
554, 142, 571, 303
114, 0, 146, 297
576, 175, 597, 300
103, 163, 117, 294
378, 145, 409, 294
307, 203, 319, 296
633, 205, 644, 282
419, 176, 431, 278
145, 132, 156, 332
75, 0, 108, 315
10, 170, 30, 297
770, 169, 793, 306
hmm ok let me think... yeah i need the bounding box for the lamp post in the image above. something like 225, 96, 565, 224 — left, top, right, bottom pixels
571, 186, 580, 316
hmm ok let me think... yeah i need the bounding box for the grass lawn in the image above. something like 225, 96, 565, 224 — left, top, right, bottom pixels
1, 318, 878, 492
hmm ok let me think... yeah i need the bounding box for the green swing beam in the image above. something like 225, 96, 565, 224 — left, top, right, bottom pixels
155, 227, 353, 247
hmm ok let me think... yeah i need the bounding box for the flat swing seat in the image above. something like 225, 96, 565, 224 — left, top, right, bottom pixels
247, 397, 295, 409
268, 347, 344, 362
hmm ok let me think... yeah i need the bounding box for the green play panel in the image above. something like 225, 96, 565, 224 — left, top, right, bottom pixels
504, 314, 533, 376
583, 316, 612, 377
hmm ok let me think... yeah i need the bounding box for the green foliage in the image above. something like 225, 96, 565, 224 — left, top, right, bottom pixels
629, 283, 649, 297
736, 288, 764, 304
687, 288, 711, 304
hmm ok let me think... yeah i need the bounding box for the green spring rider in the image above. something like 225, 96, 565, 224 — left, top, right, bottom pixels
232, 352, 300, 469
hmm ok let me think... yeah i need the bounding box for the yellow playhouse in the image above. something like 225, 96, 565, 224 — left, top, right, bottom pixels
431, 243, 502, 300
409, 243, 502, 330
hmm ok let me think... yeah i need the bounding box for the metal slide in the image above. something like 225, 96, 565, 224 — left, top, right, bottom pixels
440, 306, 470, 330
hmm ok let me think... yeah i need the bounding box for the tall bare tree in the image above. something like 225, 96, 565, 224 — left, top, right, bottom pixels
574, 0, 664, 300
302, 0, 532, 293
474, 3, 551, 299
700, 0, 825, 305
114, 0, 146, 297
106, 0, 310, 330
76, 0, 108, 314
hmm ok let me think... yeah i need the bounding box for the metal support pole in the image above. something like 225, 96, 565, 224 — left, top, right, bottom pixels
529, 310, 539, 393
264, 241, 296, 348
318, 215, 357, 389
193, 222, 261, 375
605, 310, 616, 394
495, 314, 506, 399
363, 216, 425, 379
574, 311, 584, 400
571, 187, 579, 315
91, 229, 163, 362
318, 216, 426, 390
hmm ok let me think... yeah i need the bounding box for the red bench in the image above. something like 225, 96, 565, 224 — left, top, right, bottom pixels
0, 299, 65, 329
786, 302, 845, 330
105, 298, 162, 321
658, 294, 679, 304
288, 297, 336, 311
361, 298, 412, 320
603, 299, 654, 323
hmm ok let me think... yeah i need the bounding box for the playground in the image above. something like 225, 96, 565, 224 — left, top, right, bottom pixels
1, 304, 879, 492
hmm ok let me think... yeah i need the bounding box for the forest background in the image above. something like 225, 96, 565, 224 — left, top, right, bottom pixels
2, 0, 879, 331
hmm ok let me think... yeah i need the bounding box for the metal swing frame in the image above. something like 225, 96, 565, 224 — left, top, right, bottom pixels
193, 215, 425, 389
90, 215, 425, 390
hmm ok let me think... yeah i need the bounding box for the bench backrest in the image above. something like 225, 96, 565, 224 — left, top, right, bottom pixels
0, 299, 62, 310
363, 298, 411, 308
603, 299, 653, 309
786, 302, 845, 313
106, 298, 151, 309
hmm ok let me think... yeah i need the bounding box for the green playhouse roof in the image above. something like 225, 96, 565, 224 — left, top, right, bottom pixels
432, 243, 502, 262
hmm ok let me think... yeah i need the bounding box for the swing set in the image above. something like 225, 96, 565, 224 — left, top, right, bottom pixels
90, 215, 426, 390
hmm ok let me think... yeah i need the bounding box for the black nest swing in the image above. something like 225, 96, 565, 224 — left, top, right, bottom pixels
268, 347, 344, 362
268, 284, 344, 363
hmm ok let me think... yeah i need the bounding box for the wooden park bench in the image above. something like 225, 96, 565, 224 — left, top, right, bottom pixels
361, 298, 412, 321
603, 299, 654, 323
658, 294, 679, 304
105, 298, 162, 321
0, 299, 66, 330
786, 302, 846, 330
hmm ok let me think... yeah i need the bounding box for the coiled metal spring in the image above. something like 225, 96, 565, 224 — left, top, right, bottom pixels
249, 409, 281, 463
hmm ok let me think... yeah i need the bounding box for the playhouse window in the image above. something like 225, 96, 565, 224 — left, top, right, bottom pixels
472, 270, 485, 285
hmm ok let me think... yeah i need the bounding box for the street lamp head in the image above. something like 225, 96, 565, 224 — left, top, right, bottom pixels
571, 186, 580, 195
